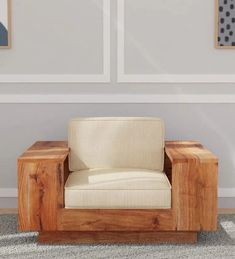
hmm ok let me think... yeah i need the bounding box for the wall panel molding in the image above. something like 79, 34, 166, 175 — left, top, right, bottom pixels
1, 94, 235, 103
117, 0, 235, 83
0, 0, 110, 83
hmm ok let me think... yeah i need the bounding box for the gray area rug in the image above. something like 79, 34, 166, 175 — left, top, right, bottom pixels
0, 214, 234, 259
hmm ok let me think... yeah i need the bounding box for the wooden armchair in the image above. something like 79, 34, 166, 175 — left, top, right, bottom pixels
18, 117, 218, 244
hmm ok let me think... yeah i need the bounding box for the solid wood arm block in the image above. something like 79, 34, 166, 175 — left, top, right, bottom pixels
165, 141, 218, 163
18, 141, 69, 231
165, 141, 218, 231
19, 141, 69, 161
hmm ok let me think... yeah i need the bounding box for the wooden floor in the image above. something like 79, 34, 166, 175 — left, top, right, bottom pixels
0, 208, 234, 214
218, 208, 235, 214
0, 209, 18, 214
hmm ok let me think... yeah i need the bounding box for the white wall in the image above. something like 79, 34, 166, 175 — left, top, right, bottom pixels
0, 103, 235, 197
0, 0, 235, 205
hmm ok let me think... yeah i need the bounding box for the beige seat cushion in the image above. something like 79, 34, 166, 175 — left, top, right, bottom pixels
68, 117, 165, 171
65, 168, 171, 209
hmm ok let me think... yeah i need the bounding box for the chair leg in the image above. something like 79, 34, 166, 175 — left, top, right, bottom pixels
38, 231, 198, 244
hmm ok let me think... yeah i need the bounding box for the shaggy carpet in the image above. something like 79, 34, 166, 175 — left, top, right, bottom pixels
0, 214, 234, 259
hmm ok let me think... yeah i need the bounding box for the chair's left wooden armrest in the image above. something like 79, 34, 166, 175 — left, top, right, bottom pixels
18, 141, 69, 231
164, 141, 218, 231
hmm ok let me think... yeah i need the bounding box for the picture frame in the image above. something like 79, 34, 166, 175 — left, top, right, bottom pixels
0, 0, 11, 48
215, 0, 235, 49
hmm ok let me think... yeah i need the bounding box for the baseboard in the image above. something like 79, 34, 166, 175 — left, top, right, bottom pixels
0, 188, 235, 198
218, 188, 235, 198
0, 188, 17, 197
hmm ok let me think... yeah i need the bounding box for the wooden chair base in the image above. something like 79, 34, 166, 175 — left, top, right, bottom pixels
38, 231, 198, 244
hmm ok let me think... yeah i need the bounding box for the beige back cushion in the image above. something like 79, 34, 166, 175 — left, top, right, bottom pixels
68, 117, 165, 171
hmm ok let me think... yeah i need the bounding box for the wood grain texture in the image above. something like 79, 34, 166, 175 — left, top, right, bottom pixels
18, 161, 30, 230
2, 208, 231, 215
165, 145, 218, 163
18, 141, 69, 231
19, 141, 69, 161
28, 141, 68, 151
18, 161, 61, 230
165, 141, 218, 231
0, 208, 232, 215
57, 209, 175, 231
18, 140, 218, 238
165, 141, 203, 148
198, 162, 218, 230
38, 231, 197, 244
173, 162, 199, 230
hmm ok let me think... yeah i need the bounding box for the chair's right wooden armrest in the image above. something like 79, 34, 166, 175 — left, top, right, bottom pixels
164, 141, 218, 231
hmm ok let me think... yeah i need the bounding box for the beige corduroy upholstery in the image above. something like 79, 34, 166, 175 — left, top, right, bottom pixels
65, 168, 171, 209
68, 117, 165, 171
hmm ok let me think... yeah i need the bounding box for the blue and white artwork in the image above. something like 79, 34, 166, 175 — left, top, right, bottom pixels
0, 0, 10, 47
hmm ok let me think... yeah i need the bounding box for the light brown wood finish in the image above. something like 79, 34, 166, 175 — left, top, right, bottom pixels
18, 140, 218, 243
218, 208, 235, 214
165, 141, 218, 231
19, 141, 69, 161
0, 209, 18, 214
57, 209, 175, 231
1, 208, 232, 215
18, 141, 69, 231
165, 141, 218, 163
38, 231, 197, 244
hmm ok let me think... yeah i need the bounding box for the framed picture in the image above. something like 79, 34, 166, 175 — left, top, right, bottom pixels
0, 0, 11, 48
216, 0, 235, 48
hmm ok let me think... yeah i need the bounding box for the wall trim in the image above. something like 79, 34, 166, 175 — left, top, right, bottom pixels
1, 94, 235, 103
118, 74, 235, 83
117, 0, 235, 83
0, 74, 110, 83
218, 188, 235, 198
0, 188, 17, 198
0, 188, 234, 198
0, 0, 110, 83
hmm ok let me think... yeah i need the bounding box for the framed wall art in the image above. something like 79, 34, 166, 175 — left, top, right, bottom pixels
216, 0, 235, 48
0, 0, 11, 48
